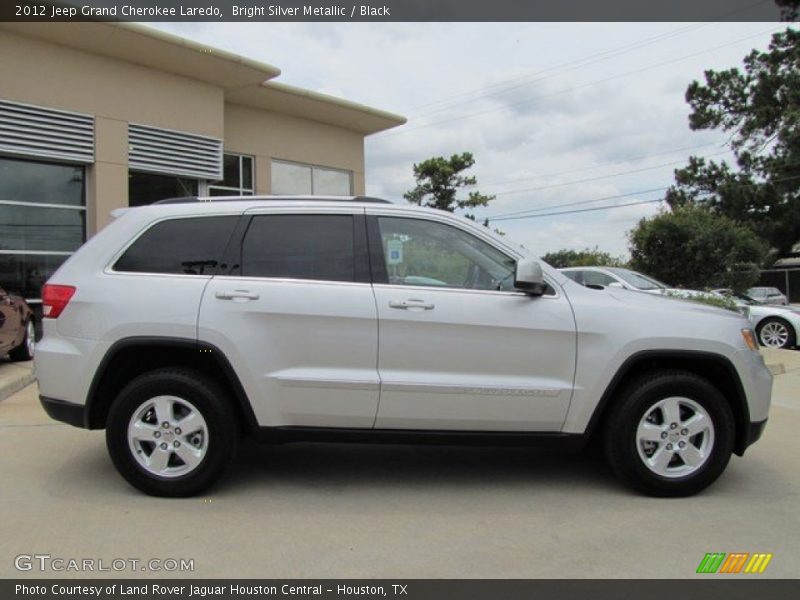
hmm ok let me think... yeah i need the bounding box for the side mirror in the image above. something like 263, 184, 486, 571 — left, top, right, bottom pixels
515, 259, 545, 296
607, 281, 625, 289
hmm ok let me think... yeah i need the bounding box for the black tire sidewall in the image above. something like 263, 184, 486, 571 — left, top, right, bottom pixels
606, 373, 735, 497
106, 369, 237, 497
9, 319, 33, 361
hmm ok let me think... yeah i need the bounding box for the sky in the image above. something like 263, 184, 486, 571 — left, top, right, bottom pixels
150, 21, 785, 258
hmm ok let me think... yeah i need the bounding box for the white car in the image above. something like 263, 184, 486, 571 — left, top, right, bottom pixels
559, 266, 668, 294
563, 270, 797, 349
720, 292, 799, 349
35, 196, 772, 497
747, 286, 788, 306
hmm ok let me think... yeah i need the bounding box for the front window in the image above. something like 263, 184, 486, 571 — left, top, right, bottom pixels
582, 270, 617, 287
607, 268, 666, 291
208, 153, 254, 197
377, 217, 516, 291
271, 160, 353, 196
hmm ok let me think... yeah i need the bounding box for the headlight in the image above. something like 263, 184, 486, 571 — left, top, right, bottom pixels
741, 328, 759, 352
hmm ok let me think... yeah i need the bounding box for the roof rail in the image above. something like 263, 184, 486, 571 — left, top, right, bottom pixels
152, 195, 392, 205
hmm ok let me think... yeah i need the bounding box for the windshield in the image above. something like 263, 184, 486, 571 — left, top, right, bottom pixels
605, 268, 666, 291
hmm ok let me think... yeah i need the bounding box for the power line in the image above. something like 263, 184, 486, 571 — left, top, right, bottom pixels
401, 0, 771, 116
403, 23, 712, 118
377, 27, 782, 139
488, 187, 670, 220
490, 198, 664, 222
486, 172, 800, 222
474, 142, 723, 188
486, 151, 730, 197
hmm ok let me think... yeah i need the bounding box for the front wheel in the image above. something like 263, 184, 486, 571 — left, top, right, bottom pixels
603, 371, 735, 497
756, 317, 795, 349
106, 368, 238, 497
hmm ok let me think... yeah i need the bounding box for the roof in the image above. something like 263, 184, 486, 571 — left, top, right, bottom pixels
154, 195, 392, 205
0, 21, 280, 89
227, 82, 407, 135
1, 22, 406, 134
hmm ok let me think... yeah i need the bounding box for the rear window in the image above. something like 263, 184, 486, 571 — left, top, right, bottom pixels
114, 216, 238, 275
241, 214, 355, 282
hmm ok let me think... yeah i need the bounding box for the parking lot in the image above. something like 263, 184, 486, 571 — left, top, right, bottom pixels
1, 350, 798, 579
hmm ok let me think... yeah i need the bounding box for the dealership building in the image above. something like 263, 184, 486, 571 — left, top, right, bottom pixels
0, 21, 405, 313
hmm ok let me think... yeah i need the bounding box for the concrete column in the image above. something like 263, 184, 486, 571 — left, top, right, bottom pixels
87, 117, 128, 236
255, 155, 271, 195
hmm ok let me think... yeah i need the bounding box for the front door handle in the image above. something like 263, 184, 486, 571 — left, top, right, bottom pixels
215, 290, 260, 301
389, 299, 435, 310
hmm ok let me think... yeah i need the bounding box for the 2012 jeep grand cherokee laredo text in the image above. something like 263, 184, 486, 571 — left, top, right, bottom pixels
35, 196, 772, 497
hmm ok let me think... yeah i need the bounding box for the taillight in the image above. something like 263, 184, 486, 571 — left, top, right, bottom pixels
42, 284, 76, 318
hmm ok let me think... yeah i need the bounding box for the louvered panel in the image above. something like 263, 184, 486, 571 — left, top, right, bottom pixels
0, 99, 94, 163
128, 123, 222, 180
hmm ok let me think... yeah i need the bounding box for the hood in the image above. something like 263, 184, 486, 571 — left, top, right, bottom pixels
599, 285, 743, 320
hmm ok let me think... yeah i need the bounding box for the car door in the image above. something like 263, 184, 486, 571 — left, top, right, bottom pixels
367, 212, 577, 432
0, 286, 20, 351
198, 207, 380, 429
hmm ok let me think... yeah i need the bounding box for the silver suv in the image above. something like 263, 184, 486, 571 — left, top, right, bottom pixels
36, 196, 772, 497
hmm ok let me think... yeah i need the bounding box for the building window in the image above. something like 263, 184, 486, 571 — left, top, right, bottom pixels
208, 153, 254, 197
128, 171, 198, 206
0, 157, 86, 303
271, 160, 352, 196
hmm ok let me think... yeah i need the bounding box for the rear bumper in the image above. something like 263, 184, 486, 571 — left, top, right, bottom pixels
40, 396, 87, 429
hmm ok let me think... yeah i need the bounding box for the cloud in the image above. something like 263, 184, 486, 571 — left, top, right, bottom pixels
148, 21, 778, 257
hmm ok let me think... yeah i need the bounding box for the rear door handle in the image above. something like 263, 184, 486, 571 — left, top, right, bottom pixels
389, 299, 435, 310
215, 290, 260, 301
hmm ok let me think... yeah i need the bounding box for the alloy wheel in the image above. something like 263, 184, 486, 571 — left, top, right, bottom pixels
127, 395, 208, 478
759, 321, 790, 348
636, 396, 714, 479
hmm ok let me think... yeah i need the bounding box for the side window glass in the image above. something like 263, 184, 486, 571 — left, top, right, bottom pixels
114, 216, 238, 275
241, 214, 355, 282
377, 217, 516, 291
583, 271, 616, 287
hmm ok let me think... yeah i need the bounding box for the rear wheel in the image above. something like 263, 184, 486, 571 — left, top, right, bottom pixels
9, 319, 35, 361
106, 368, 238, 497
603, 371, 735, 497
756, 317, 795, 349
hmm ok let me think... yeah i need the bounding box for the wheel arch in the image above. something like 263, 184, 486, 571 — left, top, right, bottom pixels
85, 337, 258, 433
585, 350, 752, 456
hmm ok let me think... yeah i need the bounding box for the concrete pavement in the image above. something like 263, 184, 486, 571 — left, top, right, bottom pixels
0, 357, 34, 403
0, 352, 798, 579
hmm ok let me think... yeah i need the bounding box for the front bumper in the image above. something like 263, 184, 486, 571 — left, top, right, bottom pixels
40, 396, 87, 429
737, 419, 767, 455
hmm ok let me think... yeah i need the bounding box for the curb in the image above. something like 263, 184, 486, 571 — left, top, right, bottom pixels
0, 363, 36, 403
767, 362, 786, 376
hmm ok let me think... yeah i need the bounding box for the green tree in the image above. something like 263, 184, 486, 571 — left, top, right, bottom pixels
776, 0, 799, 20
665, 27, 800, 257
628, 205, 768, 292
404, 152, 494, 220
541, 247, 626, 269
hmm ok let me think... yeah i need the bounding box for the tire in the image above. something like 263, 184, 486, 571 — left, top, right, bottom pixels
756, 317, 796, 349
106, 368, 238, 497
9, 319, 35, 362
603, 370, 735, 497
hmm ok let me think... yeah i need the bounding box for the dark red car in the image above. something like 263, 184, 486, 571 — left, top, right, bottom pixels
0, 286, 35, 361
